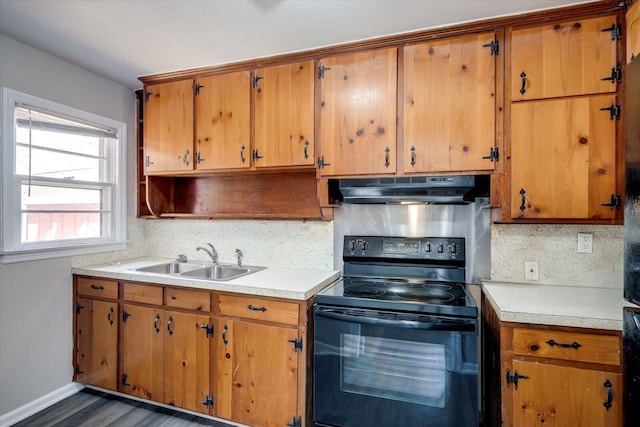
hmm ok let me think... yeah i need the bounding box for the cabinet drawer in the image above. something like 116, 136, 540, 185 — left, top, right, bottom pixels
513, 328, 620, 366
123, 283, 163, 305
166, 288, 211, 312
219, 295, 299, 325
77, 277, 118, 299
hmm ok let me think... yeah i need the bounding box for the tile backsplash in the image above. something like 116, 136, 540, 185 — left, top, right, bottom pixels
491, 223, 623, 288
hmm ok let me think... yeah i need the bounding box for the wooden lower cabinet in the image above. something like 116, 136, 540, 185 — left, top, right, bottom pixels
74, 297, 118, 391
217, 320, 300, 427
482, 293, 622, 426
73, 276, 309, 426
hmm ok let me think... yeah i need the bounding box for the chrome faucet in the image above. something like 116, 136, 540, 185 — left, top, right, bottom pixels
235, 249, 243, 267
196, 243, 218, 265
176, 254, 187, 263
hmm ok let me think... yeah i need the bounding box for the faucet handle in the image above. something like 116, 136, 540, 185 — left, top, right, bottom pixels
176, 254, 187, 263
235, 249, 244, 267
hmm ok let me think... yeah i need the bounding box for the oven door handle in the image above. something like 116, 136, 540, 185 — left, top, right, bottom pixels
315, 308, 476, 332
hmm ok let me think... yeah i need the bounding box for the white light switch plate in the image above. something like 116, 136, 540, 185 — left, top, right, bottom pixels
577, 232, 593, 253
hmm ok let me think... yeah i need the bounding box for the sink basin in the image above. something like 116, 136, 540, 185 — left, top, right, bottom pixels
181, 265, 265, 281
135, 262, 207, 274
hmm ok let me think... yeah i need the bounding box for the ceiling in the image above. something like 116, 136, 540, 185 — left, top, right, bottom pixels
0, 0, 596, 90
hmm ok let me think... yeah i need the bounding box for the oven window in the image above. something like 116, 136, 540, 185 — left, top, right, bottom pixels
340, 333, 446, 407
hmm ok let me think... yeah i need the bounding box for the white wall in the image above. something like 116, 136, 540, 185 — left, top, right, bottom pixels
0, 34, 139, 416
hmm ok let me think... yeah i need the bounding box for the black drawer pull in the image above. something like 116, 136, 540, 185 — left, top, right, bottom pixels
603, 379, 613, 410
90, 284, 104, 290
546, 339, 582, 349
247, 304, 267, 312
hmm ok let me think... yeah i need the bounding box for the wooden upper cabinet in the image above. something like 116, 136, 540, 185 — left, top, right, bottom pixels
195, 71, 251, 171
403, 32, 497, 173
318, 47, 397, 176
511, 15, 620, 101
511, 95, 617, 220
144, 80, 194, 173
628, 1, 640, 63
253, 61, 315, 168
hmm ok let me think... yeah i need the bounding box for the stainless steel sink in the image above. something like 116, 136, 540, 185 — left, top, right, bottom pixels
135, 262, 208, 274
181, 265, 265, 281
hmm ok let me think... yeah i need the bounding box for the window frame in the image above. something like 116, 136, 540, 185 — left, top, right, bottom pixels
1, 87, 127, 263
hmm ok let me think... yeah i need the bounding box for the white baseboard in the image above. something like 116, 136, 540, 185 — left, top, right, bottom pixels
0, 382, 84, 427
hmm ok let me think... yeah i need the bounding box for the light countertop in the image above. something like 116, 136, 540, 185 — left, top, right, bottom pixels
482, 281, 637, 331
72, 257, 340, 301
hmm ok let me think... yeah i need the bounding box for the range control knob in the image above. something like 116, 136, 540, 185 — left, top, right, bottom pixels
423, 242, 433, 253
436, 243, 444, 254
359, 240, 368, 251
348, 240, 357, 251
449, 244, 458, 254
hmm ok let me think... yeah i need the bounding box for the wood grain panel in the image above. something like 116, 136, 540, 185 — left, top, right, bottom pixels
144, 80, 194, 173
254, 61, 315, 167
195, 71, 251, 171
628, 1, 640, 63
219, 295, 299, 325
403, 32, 496, 173
510, 95, 617, 219
318, 47, 397, 176
511, 15, 618, 100
76, 298, 118, 391
513, 328, 620, 366
166, 288, 211, 312
163, 311, 212, 415
512, 361, 622, 426
77, 277, 118, 299
123, 283, 163, 305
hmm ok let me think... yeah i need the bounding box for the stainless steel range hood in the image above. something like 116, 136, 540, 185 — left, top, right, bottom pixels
338, 175, 479, 204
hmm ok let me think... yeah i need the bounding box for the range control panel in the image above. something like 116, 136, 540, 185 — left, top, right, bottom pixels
344, 235, 465, 262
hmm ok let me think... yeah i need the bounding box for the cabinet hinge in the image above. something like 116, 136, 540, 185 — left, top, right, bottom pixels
145, 91, 152, 102
122, 309, 131, 323
318, 156, 331, 168
288, 337, 303, 352
506, 369, 529, 390
600, 193, 622, 210
599, 104, 621, 120
200, 324, 214, 338
145, 155, 154, 167
195, 83, 204, 96
601, 66, 622, 84
195, 152, 205, 164
482, 39, 499, 55
253, 149, 264, 161
482, 147, 499, 162
601, 23, 622, 41
75, 363, 84, 376
200, 394, 214, 407
318, 65, 331, 79
76, 302, 85, 315
286, 415, 302, 427
252, 75, 263, 88
122, 373, 131, 387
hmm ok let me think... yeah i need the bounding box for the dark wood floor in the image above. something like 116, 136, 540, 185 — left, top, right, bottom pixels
13, 388, 233, 427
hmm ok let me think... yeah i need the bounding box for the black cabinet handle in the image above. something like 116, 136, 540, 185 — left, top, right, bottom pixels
304, 140, 309, 159
222, 324, 228, 345
90, 284, 104, 290
519, 71, 527, 95
167, 316, 174, 336
384, 147, 390, 168
410, 146, 416, 167
107, 307, 114, 326
154, 314, 160, 334
603, 379, 613, 410
247, 304, 267, 312
519, 188, 526, 212
546, 339, 582, 349
240, 145, 246, 163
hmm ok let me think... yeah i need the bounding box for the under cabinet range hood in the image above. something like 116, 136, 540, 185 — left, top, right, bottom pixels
338, 175, 483, 204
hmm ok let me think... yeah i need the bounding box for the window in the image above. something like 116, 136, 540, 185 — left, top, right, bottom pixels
1, 88, 127, 263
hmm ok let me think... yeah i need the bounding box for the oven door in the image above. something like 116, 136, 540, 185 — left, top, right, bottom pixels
313, 304, 478, 427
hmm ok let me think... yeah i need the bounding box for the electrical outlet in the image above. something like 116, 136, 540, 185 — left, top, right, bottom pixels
577, 232, 593, 253
525, 261, 539, 281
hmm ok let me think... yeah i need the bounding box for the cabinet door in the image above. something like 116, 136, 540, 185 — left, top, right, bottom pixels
628, 1, 640, 64
511, 16, 619, 100
121, 304, 164, 401
218, 320, 299, 426
254, 61, 315, 167
511, 360, 622, 426
318, 47, 397, 176
195, 71, 251, 170
75, 298, 118, 391
164, 311, 212, 415
511, 95, 617, 219
144, 80, 194, 173
403, 33, 496, 173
